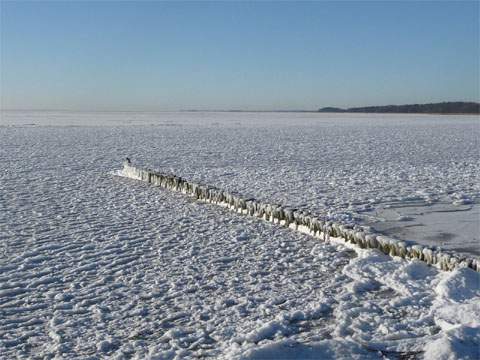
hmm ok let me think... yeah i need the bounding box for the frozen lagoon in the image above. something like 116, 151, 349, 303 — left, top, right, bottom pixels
1, 111, 479, 358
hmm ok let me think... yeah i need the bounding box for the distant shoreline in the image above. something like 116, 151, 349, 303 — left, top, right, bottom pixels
2, 101, 479, 115
318, 101, 480, 115
2, 110, 478, 115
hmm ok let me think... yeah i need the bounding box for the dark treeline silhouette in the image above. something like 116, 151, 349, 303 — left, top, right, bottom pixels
318, 102, 480, 114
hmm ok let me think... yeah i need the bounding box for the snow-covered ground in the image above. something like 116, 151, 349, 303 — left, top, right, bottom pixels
1, 111, 479, 359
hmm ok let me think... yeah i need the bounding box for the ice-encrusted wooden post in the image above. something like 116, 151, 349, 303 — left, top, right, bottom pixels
116, 161, 479, 273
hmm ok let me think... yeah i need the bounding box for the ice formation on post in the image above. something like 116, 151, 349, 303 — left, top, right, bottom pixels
116, 160, 479, 272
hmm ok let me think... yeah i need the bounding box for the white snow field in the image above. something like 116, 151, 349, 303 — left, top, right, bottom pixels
1, 111, 479, 359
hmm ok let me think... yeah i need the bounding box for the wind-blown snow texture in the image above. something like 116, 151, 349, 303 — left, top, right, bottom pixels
1, 111, 479, 359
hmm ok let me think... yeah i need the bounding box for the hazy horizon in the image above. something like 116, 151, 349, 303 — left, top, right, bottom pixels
1, 1, 479, 111
1, 99, 479, 113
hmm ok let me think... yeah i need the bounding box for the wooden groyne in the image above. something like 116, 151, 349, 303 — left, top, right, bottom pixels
116, 160, 479, 272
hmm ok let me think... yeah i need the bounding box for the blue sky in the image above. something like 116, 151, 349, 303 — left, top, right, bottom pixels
1, 1, 478, 111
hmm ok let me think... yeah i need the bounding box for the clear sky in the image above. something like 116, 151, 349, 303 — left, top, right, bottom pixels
1, 1, 478, 111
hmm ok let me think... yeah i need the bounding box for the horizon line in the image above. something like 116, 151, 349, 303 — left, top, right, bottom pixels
1, 100, 479, 114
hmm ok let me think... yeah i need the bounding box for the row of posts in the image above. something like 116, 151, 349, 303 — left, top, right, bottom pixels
120, 161, 479, 272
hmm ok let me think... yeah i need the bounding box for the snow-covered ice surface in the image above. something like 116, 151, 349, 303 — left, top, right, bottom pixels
370, 203, 479, 257
1, 111, 479, 359
5, 110, 478, 254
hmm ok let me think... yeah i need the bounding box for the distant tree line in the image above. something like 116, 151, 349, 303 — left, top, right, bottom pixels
318, 102, 480, 114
